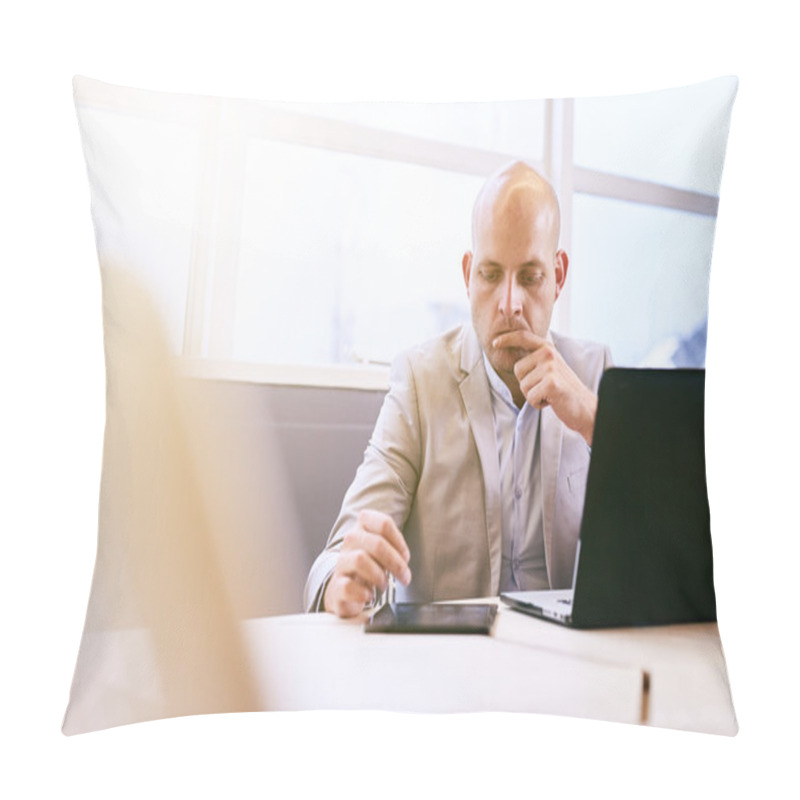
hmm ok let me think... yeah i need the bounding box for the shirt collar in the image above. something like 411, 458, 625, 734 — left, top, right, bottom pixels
483, 351, 518, 411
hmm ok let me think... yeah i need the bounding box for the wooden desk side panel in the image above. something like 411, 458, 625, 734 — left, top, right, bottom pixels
492, 609, 737, 735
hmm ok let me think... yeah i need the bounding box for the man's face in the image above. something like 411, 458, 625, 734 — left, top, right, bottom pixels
462, 196, 566, 382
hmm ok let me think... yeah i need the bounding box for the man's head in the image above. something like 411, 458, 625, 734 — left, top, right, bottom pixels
462, 161, 568, 384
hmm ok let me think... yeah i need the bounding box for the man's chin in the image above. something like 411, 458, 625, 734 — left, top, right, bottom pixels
489, 348, 525, 374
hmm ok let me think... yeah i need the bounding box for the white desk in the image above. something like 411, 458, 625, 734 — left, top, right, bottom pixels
242, 601, 737, 735
63, 601, 736, 735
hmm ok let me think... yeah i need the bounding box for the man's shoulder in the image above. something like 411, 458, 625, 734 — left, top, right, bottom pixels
551, 330, 610, 389
393, 323, 475, 379
551, 330, 608, 362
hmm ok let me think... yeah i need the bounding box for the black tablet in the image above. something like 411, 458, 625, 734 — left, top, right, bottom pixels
364, 602, 497, 634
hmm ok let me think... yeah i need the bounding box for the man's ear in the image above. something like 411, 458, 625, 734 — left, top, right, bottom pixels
462, 251, 473, 295
554, 249, 569, 299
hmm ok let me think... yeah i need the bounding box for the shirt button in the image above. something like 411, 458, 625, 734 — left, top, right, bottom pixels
514, 486, 522, 499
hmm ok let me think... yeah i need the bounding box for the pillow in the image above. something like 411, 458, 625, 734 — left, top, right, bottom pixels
63, 75, 738, 735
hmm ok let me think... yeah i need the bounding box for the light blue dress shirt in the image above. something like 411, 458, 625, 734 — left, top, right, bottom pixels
483, 354, 550, 592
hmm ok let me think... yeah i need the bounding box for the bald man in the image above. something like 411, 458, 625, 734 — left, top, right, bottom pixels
304, 162, 611, 617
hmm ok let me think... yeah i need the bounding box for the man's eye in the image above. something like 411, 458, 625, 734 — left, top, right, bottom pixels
480, 269, 501, 282
520, 273, 545, 286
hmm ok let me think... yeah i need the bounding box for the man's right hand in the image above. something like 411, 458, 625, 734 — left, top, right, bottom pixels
323, 509, 412, 618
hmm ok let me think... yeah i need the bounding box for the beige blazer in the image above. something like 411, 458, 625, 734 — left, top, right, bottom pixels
304, 324, 611, 611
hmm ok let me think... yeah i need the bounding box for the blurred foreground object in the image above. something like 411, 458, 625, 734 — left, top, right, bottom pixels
63, 266, 303, 734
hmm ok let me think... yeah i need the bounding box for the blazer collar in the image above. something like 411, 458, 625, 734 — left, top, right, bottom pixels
456, 325, 502, 593
458, 323, 484, 376
539, 405, 563, 585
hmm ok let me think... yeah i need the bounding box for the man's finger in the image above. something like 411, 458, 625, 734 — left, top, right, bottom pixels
337, 546, 390, 591
491, 329, 546, 353
326, 574, 372, 618
519, 361, 558, 404
525, 386, 550, 409
361, 532, 412, 586
514, 340, 561, 383
342, 524, 412, 586
357, 509, 411, 562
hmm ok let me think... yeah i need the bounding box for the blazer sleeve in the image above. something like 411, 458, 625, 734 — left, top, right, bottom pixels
303, 351, 424, 611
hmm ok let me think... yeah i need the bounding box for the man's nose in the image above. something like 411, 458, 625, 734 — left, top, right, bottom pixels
498, 275, 522, 316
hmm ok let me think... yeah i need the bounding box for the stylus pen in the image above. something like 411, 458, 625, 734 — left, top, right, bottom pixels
387, 573, 396, 605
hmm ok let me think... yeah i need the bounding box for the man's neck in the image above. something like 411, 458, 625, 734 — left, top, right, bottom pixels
483, 353, 527, 410
506, 378, 526, 409
496, 368, 526, 409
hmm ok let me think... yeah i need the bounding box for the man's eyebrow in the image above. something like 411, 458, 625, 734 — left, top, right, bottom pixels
518, 261, 546, 269
477, 259, 544, 269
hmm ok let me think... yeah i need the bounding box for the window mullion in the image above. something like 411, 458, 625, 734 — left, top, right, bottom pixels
545, 98, 574, 334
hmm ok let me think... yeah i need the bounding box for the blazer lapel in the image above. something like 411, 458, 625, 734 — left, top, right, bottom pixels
539, 404, 563, 587
457, 327, 503, 594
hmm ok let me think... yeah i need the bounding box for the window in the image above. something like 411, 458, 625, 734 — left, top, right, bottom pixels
78, 78, 735, 385
569, 196, 716, 366
233, 141, 483, 367
79, 107, 201, 354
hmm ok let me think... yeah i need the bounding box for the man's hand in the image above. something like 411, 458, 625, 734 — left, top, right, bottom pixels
323, 509, 412, 618
492, 330, 599, 445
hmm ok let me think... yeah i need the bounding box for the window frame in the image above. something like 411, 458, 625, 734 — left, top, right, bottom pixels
76, 79, 720, 390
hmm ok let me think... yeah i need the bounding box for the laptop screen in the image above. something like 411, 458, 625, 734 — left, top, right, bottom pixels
571, 368, 716, 627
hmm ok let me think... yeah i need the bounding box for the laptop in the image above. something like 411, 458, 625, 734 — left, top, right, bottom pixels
501, 368, 717, 628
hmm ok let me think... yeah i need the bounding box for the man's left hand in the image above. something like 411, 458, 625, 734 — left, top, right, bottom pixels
493, 330, 598, 445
